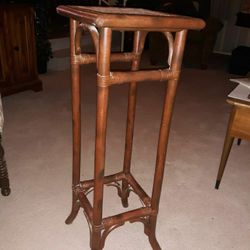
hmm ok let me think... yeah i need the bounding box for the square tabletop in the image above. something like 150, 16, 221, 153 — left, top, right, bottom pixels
56, 6, 205, 31
228, 84, 250, 106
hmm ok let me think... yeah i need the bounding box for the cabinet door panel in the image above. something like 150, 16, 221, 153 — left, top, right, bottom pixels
0, 5, 42, 96
0, 10, 11, 88
8, 7, 37, 83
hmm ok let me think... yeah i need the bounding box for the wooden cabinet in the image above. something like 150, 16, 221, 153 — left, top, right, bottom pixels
0, 5, 42, 96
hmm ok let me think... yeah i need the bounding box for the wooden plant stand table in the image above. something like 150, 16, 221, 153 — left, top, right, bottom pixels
57, 6, 204, 250
215, 84, 250, 189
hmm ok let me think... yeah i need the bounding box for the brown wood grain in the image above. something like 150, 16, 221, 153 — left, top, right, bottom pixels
0, 5, 42, 96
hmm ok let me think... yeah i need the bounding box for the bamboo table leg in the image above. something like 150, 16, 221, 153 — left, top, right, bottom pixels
65, 19, 81, 224
146, 30, 187, 249
121, 30, 147, 208
91, 27, 112, 250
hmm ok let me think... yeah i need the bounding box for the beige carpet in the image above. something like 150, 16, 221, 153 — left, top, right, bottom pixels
1, 60, 250, 250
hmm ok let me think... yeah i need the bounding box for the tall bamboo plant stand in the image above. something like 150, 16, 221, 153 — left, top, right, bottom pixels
57, 6, 204, 250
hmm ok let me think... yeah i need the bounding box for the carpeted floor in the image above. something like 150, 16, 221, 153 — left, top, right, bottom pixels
0, 57, 250, 250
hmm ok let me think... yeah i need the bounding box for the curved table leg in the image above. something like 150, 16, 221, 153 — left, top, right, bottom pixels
144, 216, 161, 250
65, 192, 80, 224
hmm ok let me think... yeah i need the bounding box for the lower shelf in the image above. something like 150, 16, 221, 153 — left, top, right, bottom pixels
71, 171, 157, 249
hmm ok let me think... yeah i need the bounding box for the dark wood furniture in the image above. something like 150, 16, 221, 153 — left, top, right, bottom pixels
57, 6, 204, 249
215, 85, 250, 189
0, 5, 42, 96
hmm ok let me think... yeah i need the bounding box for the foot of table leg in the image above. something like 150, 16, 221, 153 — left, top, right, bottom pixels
215, 180, 221, 190
145, 216, 161, 250
121, 181, 129, 208
65, 194, 80, 224
148, 234, 161, 250
237, 138, 241, 146
121, 197, 129, 208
